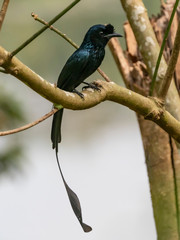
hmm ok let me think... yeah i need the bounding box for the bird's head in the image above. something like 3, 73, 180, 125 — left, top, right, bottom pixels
83, 24, 122, 48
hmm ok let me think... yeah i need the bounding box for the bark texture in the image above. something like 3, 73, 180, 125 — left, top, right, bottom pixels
109, 0, 180, 239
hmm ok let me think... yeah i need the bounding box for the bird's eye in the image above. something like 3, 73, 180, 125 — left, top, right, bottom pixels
99, 31, 104, 36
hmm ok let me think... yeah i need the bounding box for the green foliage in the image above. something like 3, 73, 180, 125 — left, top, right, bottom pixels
0, 86, 25, 176
0, 145, 23, 176
0, 89, 25, 128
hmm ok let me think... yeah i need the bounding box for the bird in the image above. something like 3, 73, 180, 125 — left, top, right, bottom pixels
51, 24, 122, 232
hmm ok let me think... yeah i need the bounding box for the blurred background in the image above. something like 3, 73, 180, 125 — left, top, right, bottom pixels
0, 0, 161, 239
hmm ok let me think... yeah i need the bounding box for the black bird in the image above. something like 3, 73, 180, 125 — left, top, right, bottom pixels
51, 24, 122, 232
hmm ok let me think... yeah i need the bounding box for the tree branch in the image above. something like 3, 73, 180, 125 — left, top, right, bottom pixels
150, 0, 179, 96
31, 12, 79, 48
120, 0, 180, 122
0, 108, 58, 136
0, 0, 10, 31
10, 0, 81, 57
158, 17, 180, 100
1, 45, 180, 142
108, 37, 134, 88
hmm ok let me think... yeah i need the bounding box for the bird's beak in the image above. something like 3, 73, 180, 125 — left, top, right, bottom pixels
105, 33, 123, 39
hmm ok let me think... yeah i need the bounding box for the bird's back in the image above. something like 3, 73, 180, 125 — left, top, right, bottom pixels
57, 45, 105, 91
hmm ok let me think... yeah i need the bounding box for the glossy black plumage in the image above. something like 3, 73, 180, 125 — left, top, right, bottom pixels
51, 24, 122, 232
51, 24, 122, 150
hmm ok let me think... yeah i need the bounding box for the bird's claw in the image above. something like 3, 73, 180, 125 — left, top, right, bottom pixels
82, 82, 101, 91
92, 81, 102, 90
72, 89, 84, 99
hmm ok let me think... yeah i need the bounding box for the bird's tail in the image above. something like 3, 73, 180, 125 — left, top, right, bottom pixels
51, 108, 64, 151
51, 108, 92, 232
55, 151, 92, 232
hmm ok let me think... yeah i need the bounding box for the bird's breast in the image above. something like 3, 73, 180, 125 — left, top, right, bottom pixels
89, 47, 105, 66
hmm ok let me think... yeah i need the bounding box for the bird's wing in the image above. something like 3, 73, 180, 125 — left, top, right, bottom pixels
57, 49, 90, 90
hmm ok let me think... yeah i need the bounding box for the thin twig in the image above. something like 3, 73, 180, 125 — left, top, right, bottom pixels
108, 37, 133, 88
10, 0, 81, 57
97, 68, 111, 82
0, 0, 10, 31
32, 13, 111, 82
0, 108, 58, 136
31, 13, 78, 49
158, 18, 180, 100
149, 0, 179, 96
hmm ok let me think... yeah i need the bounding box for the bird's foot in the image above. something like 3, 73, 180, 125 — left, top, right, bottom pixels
72, 89, 84, 99
82, 82, 101, 91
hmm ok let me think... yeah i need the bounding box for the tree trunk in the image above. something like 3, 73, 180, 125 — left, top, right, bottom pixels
138, 116, 180, 239
109, 0, 180, 238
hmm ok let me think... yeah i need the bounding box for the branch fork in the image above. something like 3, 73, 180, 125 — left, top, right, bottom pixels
144, 97, 164, 121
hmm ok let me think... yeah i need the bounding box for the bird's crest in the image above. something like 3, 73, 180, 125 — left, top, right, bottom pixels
104, 24, 115, 34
